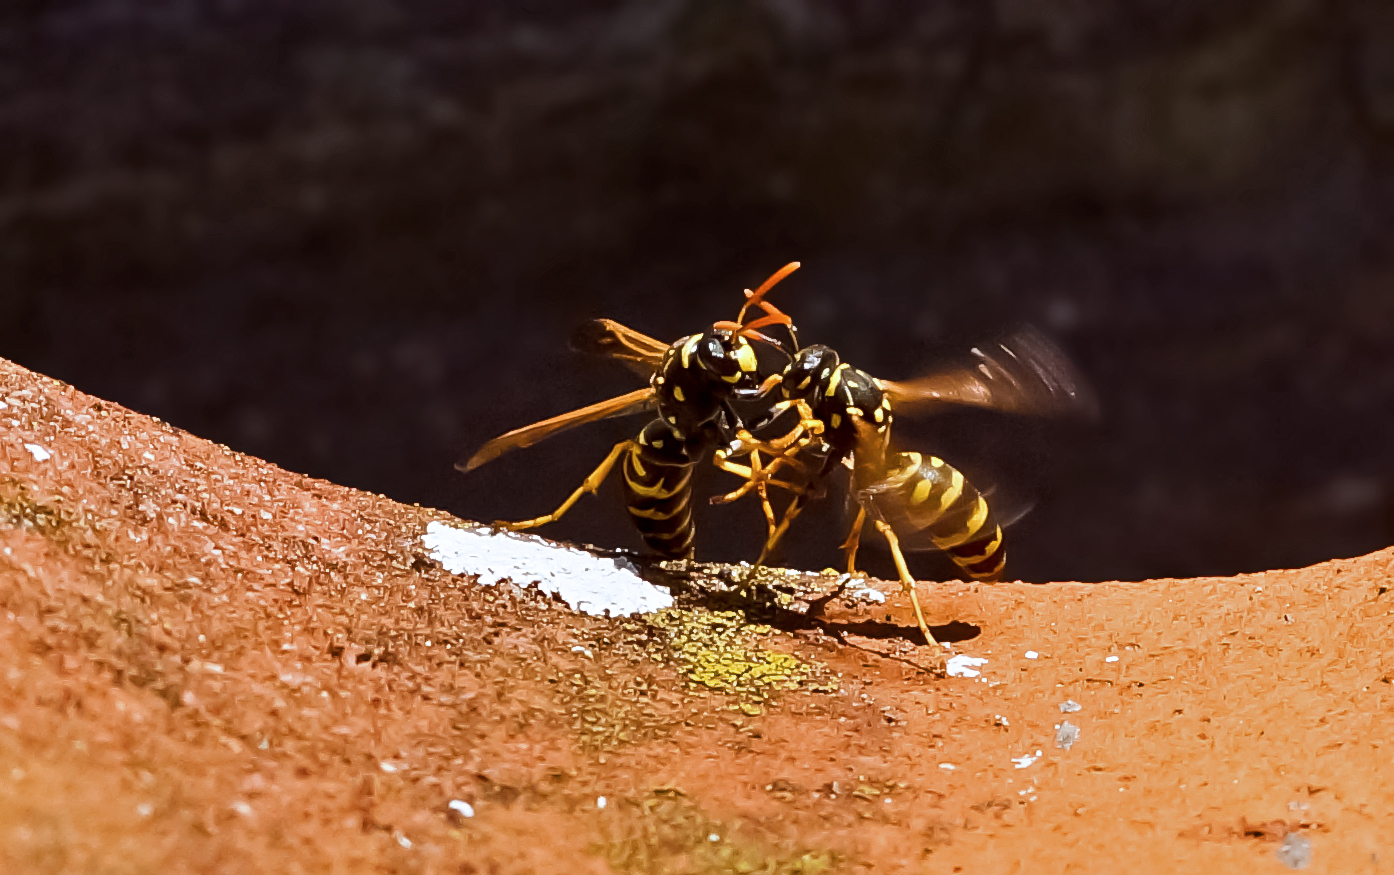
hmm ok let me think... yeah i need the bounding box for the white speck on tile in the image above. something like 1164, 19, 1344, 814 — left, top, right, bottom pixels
1012, 750, 1042, 769
396, 833, 413, 849
379, 762, 401, 773
596, 796, 607, 809
230, 800, 253, 817
422, 521, 673, 616
448, 799, 475, 818
22, 443, 50, 462
1276, 832, 1312, 869
1055, 721, 1080, 750
1105, 655, 1119, 663
1024, 650, 1039, 659
945, 655, 988, 678
142, 451, 155, 461
938, 763, 956, 771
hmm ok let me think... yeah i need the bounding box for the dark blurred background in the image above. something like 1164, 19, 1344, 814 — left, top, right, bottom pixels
4, 0, 1394, 582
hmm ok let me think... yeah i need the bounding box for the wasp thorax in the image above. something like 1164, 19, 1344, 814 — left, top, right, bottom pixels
780, 344, 840, 398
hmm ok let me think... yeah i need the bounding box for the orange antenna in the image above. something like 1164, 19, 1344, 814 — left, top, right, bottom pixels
736, 261, 800, 325
713, 262, 800, 347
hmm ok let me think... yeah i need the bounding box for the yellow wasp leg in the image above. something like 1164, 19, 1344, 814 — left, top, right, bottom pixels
500, 440, 632, 531
711, 447, 779, 536
713, 447, 813, 544
756, 493, 812, 565
874, 519, 939, 650
839, 505, 867, 574
712, 444, 809, 504
716, 398, 827, 554
723, 399, 826, 471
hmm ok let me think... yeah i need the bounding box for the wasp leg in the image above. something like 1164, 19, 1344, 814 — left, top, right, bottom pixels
744, 449, 780, 538
712, 448, 804, 541
712, 402, 823, 507
754, 399, 824, 450
756, 489, 814, 565
840, 505, 867, 574
873, 519, 939, 651
712, 399, 827, 563
712, 444, 810, 503
499, 440, 632, 531
712, 425, 818, 545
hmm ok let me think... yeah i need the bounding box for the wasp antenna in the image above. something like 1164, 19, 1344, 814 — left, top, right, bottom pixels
740, 329, 786, 351
739, 311, 794, 334
751, 262, 801, 301
735, 262, 801, 324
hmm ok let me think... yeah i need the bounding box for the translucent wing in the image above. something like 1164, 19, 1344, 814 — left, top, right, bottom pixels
571, 319, 672, 378
880, 325, 1095, 418
456, 387, 656, 473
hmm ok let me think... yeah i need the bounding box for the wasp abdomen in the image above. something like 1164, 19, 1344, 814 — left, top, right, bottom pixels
622, 420, 696, 559
870, 452, 1006, 582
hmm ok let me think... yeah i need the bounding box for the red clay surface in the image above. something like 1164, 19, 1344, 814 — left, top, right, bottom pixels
1, 355, 1391, 874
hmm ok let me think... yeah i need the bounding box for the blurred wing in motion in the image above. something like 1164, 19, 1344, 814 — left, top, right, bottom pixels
880, 325, 1096, 419
456, 387, 656, 473
571, 319, 672, 378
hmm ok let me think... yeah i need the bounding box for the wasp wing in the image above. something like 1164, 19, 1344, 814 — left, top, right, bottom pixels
571, 319, 672, 378
880, 325, 1095, 418
457, 387, 656, 473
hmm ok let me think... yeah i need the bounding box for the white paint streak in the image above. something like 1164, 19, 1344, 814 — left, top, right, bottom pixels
423, 521, 673, 617
1012, 750, 1043, 769
945, 654, 988, 678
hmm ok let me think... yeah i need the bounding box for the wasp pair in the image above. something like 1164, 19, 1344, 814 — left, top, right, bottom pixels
459, 264, 1091, 649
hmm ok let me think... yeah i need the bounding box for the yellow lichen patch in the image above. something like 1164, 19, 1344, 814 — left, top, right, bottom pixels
595, 789, 836, 875
0, 479, 77, 539
644, 608, 834, 705
557, 669, 678, 752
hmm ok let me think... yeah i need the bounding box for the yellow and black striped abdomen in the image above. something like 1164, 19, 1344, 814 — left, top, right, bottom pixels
622, 420, 696, 559
866, 452, 1006, 582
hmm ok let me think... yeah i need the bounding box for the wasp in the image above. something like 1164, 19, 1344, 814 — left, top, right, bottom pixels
716, 321, 1093, 649
457, 263, 801, 559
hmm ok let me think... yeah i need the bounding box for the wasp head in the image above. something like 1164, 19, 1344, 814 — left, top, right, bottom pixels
697, 327, 763, 393
779, 344, 840, 400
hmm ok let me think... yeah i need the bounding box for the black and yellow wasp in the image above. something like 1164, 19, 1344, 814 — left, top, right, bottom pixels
457, 264, 801, 559
717, 306, 1093, 649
